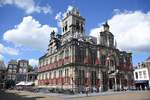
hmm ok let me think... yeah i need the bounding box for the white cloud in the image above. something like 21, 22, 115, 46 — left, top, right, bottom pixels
55, 5, 74, 27
29, 58, 38, 67
55, 12, 62, 27
90, 27, 103, 44
0, 43, 19, 55
63, 5, 74, 17
3, 16, 58, 50
0, 0, 52, 14
90, 10, 150, 52
0, 54, 4, 60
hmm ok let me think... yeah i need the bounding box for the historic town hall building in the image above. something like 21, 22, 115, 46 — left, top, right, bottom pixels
37, 7, 133, 93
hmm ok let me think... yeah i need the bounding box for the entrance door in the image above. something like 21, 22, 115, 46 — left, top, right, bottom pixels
109, 78, 113, 89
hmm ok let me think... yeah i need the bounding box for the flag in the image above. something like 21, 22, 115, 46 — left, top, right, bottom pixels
95, 57, 100, 65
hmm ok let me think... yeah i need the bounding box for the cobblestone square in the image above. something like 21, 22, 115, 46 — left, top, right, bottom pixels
0, 90, 150, 100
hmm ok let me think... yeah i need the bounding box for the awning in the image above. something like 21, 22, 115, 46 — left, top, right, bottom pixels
16, 81, 26, 86
25, 82, 34, 86
16, 81, 34, 86
135, 80, 148, 84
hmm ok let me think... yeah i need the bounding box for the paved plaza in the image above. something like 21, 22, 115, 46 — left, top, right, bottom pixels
0, 90, 150, 100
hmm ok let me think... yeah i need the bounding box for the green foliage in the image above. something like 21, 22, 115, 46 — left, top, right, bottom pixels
27, 65, 33, 72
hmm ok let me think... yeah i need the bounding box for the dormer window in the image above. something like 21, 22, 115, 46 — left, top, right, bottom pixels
81, 23, 83, 33
76, 20, 79, 30
65, 21, 68, 31
63, 27, 64, 32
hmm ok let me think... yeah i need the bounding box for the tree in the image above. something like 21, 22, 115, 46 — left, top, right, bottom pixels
27, 65, 33, 72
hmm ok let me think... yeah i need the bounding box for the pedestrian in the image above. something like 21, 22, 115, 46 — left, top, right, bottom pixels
93, 86, 96, 92
85, 86, 89, 96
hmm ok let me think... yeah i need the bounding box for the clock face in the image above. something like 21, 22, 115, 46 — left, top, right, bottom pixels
104, 27, 109, 31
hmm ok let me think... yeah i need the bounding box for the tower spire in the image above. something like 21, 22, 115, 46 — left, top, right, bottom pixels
50, 30, 55, 39
103, 21, 109, 32
115, 39, 117, 48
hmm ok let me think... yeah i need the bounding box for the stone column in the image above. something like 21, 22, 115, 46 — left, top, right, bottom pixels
98, 70, 103, 92
119, 77, 122, 91
114, 76, 117, 91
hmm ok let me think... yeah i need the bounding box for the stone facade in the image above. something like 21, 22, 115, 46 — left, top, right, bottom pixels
144, 59, 150, 84
37, 7, 133, 93
134, 67, 149, 90
0, 60, 6, 88
6, 60, 18, 81
134, 58, 150, 90
16, 60, 28, 82
6, 60, 29, 82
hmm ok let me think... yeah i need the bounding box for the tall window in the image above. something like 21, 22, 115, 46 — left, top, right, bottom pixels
59, 51, 64, 59
65, 69, 69, 77
65, 21, 68, 31
81, 23, 84, 33
110, 60, 114, 66
45, 73, 48, 79
59, 70, 62, 77
64, 69, 69, 83
139, 71, 142, 78
91, 71, 96, 86
78, 70, 81, 85
80, 48, 85, 63
49, 72, 51, 79
143, 71, 147, 78
135, 72, 138, 79
55, 55, 57, 62
54, 71, 56, 78
76, 20, 80, 30
50, 58, 52, 64
101, 55, 106, 65
42, 73, 44, 80
46, 59, 48, 65
50, 47, 52, 54
65, 49, 69, 57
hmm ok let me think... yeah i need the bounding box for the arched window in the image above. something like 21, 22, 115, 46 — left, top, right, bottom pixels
65, 21, 68, 31
101, 55, 106, 66
65, 49, 69, 57
59, 51, 64, 59
49, 72, 51, 79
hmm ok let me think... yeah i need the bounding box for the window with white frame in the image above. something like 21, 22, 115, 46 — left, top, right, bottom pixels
139, 71, 142, 78
54, 71, 56, 78
143, 71, 147, 78
49, 72, 51, 79
42, 73, 44, 80
45, 73, 48, 79
59, 70, 63, 77
65, 69, 69, 77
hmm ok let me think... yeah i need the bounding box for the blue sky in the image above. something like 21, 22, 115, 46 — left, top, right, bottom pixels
0, 0, 150, 66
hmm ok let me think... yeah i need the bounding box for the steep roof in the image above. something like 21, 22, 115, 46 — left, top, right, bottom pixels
146, 56, 150, 61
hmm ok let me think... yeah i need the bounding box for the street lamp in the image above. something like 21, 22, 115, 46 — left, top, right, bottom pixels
114, 69, 118, 91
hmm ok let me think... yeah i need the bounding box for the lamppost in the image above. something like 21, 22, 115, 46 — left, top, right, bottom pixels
114, 69, 119, 91
70, 73, 73, 92
61, 77, 63, 92
119, 73, 122, 91
98, 69, 101, 92
116, 70, 122, 91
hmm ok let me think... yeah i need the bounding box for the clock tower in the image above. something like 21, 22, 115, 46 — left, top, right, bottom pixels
61, 7, 85, 44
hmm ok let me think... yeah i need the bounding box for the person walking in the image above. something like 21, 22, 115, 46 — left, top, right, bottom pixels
85, 86, 89, 96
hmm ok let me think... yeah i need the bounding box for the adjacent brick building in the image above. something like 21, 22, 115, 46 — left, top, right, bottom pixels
16, 60, 28, 82
6, 60, 18, 81
0, 60, 6, 88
